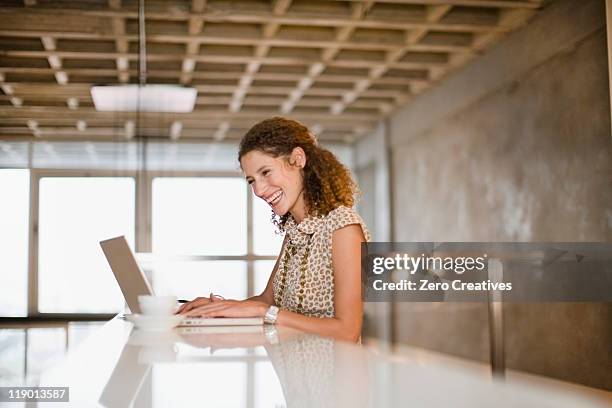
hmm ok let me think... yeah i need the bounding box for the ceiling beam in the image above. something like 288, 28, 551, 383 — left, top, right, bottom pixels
0, 8, 508, 33
447, 8, 538, 68
40, 36, 68, 85
26, 119, 41, 137
66, 97, 79, 109
0, 0, 543, 147
0, 129, 357, 144
169, 120, 183, 140
0, 28, 492, 49
0, 67, 431, 86
333, 4, 453, 115
0, 106, 380, 124
180, 0, 207, 85
0, 73, 23, 107
76, 120, 87, 132
330, 0, 540, 8
281, 1, 375, 114
0, 83, 408, 100
108, 0, 130, 83
0, 118, 364, 134
0, 45, 470, 63
230, 0, 293, 113
213, 121, 230, 141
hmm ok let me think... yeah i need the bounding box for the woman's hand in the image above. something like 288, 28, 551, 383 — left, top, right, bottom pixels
184, 299, 269, 318
176, 293, 223, 314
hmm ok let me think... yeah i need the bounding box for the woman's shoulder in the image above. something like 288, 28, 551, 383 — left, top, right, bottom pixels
325, 205, 355, 220
324, 206, 371, 241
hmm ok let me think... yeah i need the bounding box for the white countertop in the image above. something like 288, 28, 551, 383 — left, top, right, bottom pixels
30, 317, 610, 407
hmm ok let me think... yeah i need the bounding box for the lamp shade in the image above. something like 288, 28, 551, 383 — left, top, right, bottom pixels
91, 85, 197, 113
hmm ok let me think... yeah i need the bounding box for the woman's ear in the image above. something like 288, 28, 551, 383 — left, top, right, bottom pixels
290, 147, 306, 168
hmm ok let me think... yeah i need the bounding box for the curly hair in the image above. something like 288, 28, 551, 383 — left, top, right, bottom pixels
238, 117, 359, 232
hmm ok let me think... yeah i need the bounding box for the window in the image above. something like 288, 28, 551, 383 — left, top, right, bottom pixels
0, 169, 29, 317
150, 260, 247, 300
37, 177, 135, 313
152, 177, 247, 255
254, 260, 276, 295
151, 177, 250, 298
2, 171, 281, 316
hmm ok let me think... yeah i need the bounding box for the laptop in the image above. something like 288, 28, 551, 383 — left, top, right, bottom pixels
100, 236, 263, 326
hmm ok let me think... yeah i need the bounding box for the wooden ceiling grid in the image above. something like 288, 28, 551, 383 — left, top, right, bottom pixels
0, 0, 544, 144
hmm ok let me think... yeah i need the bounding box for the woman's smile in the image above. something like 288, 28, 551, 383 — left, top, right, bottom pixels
265, 190, 284, 209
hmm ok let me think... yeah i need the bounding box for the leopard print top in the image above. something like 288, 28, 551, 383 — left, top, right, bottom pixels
272, 205, 371, 318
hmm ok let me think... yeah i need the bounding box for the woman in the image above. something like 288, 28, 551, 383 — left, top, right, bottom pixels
178, 117, 370, 342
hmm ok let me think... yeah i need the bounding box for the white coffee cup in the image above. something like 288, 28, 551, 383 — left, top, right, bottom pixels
138, 295, 177, 316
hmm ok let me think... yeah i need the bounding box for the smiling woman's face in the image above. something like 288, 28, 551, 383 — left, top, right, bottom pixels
241, 149, 305, 217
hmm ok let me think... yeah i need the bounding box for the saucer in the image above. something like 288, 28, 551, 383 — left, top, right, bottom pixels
126, 314, 184, 331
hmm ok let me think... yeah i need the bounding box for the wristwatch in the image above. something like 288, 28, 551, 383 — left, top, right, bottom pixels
264, 305, 280, 324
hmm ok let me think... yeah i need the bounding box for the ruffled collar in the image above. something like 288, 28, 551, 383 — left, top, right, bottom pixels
284, 213, 325, 247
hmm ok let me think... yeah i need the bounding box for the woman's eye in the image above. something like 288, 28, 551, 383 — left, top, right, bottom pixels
247, 179, 254, 185
262, 170, 270, 176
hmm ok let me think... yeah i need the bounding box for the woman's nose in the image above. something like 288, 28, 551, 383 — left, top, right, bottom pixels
252, 182, 266, 198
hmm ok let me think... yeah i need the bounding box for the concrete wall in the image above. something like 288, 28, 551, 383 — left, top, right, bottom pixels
354, 122, 391, 242
354, 123, 393, 342
388, 0, 611, 390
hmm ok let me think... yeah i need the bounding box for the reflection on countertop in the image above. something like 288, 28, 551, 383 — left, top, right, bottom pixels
2, 318, 610, 407
0, 321, 105, 387
99, 324, 369, 408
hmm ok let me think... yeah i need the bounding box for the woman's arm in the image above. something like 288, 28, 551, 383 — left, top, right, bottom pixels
247, 235, 288, 305
185, 224, 366, 343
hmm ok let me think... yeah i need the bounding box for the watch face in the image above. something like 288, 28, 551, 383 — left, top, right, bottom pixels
265, 306, 279, 324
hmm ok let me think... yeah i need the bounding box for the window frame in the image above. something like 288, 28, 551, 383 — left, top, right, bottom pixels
24, 168, 276, 319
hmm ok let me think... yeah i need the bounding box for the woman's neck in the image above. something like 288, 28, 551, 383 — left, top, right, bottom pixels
289, 189, 308, 223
